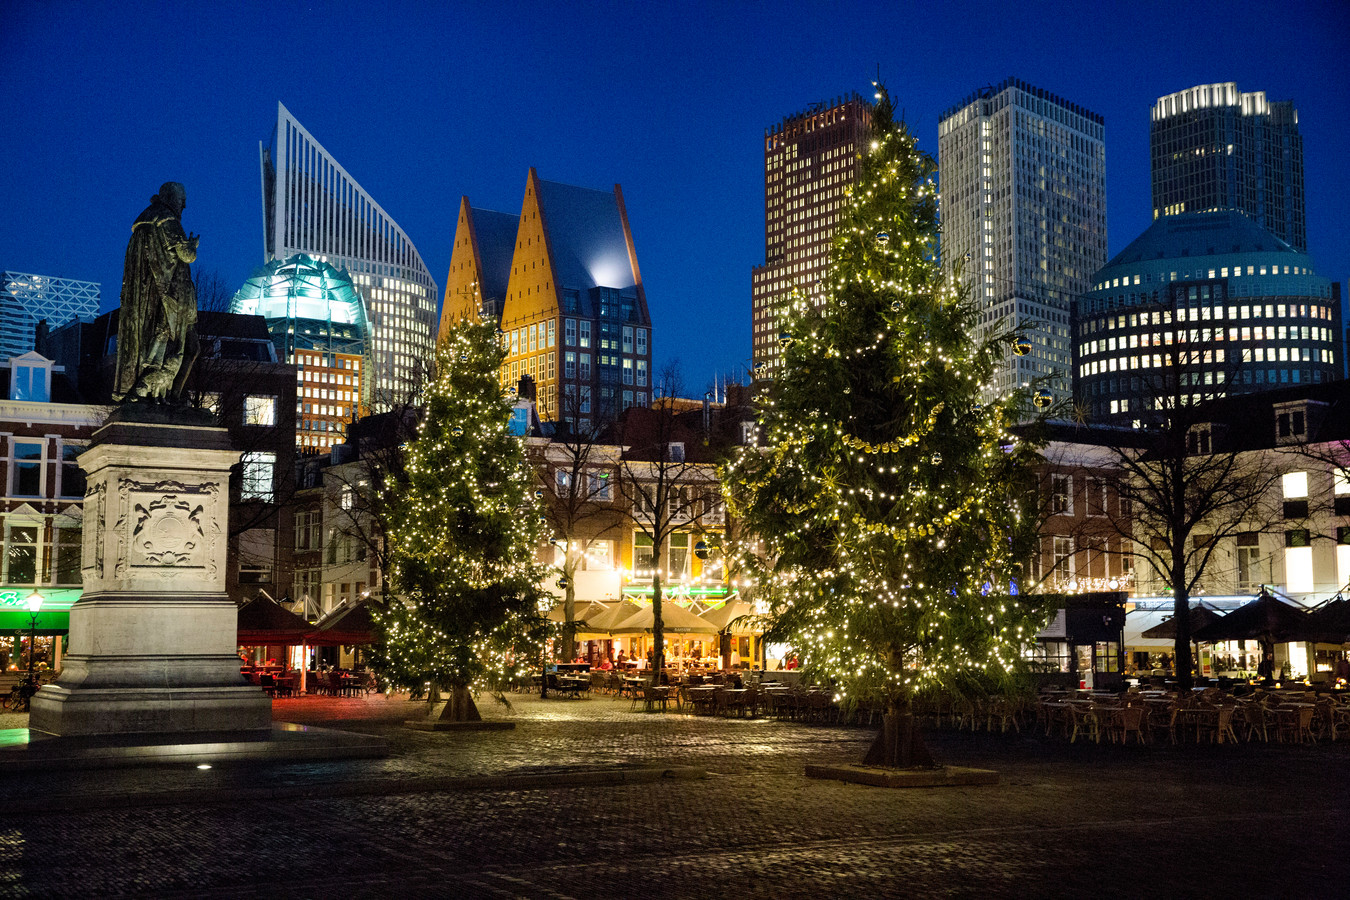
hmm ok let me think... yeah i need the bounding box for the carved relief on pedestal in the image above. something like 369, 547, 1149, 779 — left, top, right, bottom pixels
113, 478, 222, 580
84, 481, 107, 578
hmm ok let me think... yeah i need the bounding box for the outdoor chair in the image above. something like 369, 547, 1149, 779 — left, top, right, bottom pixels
1241, 703, 1272, 742
1112, 705, 1146, 744
641, 685, 671, 712
1065, 703, 1100, 744
1277, 705, 1316, 743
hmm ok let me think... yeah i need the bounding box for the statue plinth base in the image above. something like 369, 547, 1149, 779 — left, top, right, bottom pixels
29, 412, 271, 737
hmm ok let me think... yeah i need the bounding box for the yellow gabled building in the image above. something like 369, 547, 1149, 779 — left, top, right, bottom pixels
439, 169, 654, 427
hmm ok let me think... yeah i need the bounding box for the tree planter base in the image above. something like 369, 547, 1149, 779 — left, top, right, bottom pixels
805, 764, 997, 788
404, 720, 515, 732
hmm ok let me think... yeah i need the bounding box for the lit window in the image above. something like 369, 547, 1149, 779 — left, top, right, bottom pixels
244, 395, 277, 426
241, 452, 276, 501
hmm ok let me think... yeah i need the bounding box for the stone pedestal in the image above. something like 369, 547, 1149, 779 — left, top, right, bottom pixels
29, 411, 271, 737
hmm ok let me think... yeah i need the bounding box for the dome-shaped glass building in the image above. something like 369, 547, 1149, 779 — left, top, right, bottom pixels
1075, 210, 1340, 427
232, 254, 370, 449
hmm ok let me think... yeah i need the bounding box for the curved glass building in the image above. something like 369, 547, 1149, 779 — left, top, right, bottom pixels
233, 254, 370, 450
261, 103, 438, 410
1075, 210, 1340, 427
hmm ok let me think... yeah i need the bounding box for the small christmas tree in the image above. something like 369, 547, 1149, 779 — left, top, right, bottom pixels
372, 317, 548, 722
725, 85, 1045, 767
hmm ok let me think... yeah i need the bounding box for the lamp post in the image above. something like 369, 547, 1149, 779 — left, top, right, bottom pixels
24, 590, 43, 694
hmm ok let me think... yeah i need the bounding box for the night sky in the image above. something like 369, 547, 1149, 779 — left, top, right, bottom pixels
4, 1, 1347, 394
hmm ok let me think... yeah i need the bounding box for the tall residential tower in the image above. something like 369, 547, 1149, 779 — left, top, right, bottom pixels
1151, 83, 1305, 252
751, 94, 872, 377
938, 78, 1107, 403
260, 103, 438, 409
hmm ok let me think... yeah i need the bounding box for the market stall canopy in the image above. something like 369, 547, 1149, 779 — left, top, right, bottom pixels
310, 597, 375, 646
1192, 592, 1312, 645
699, 600, 757, 634
237, 594, 316, 645
610, 601, 719, 634
1141, 602, 1225, 640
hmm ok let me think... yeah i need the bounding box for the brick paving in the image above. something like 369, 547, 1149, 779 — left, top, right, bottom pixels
1, 691, 1349, 897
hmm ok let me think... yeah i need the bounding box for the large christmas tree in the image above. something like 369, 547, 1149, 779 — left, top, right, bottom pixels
372, 318, 548, 721
724, 86, 1046, 767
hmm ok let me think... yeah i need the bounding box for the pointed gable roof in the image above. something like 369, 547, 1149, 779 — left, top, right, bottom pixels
439, 197, 520, 339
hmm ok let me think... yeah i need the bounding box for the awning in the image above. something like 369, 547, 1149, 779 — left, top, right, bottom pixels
1123, 609, 1174, 649
0, 587, 81, 633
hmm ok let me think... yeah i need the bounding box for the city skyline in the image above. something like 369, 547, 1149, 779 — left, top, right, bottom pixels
4, 1, 1347, 395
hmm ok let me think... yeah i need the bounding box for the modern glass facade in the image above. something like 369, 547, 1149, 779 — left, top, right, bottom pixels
231, 254, 370, 450
939, 78, 1107, 405
751, 94, 871, 377
0, 272, 99, 361
1075, 210, 1339, 427
260, 103, 437, 409
1151, 83, 1305, 252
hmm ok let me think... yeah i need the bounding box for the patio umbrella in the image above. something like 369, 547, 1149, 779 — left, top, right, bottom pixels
311, 597, 375, 646
237, 594, 316, 647
1304, 596, 1350, 644
609, 601, 719, 635
1140, 602, 1225, 640
699, 600, 757, 634
1193, 591, 1313, 671
584, 599, 647, 634
547, 600, 610, 628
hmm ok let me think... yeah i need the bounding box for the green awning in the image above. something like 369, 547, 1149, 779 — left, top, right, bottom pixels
0, 587, 80, 633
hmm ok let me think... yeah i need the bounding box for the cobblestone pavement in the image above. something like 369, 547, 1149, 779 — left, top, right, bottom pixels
2, 692, 1349, 897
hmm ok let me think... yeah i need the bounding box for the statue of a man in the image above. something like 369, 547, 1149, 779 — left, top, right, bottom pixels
113, 181, 200, 403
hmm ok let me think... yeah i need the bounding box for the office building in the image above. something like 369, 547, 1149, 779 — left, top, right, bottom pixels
489, 169, 653, 428
1151, 83, 1305, 251
438, 197, 520, 332
0, 272, 99, 361
751, 94, 872, 377
1075, 210, 1339, 427
938, 78, 1107, 404
231, 254, 370, 450
260, 102, 438, 408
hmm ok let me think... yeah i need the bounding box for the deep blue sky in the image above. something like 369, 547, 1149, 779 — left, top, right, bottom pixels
4, 1, 1347, 394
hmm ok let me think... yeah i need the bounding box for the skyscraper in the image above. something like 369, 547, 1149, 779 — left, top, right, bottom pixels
938, 78, 1107, 403
751, 94, 872, 377
0, 272, 99, 361
260, 102, 438, 409
1151, 83, 1305, 252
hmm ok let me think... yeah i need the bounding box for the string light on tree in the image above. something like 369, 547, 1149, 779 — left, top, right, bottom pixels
722, 83, 1048, 769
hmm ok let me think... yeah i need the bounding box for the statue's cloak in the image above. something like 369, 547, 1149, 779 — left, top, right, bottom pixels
113, 194, 195, 401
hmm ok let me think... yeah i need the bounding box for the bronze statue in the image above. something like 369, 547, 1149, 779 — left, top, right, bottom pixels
113, 182, 200, 403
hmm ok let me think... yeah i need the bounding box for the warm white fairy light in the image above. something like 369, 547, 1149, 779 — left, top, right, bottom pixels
721, 85, 1048, 709
372, 318, 550, 697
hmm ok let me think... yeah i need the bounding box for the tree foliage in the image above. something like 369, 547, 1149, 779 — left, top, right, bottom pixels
371, 318, 548, 694
723, 86, 1046, 712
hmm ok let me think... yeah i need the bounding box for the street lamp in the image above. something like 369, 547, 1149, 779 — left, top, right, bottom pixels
24, 590, 43, 683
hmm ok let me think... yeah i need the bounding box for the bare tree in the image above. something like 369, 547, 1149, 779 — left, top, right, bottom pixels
614, 364, 716, 675
1089, 326, 1282, 690
531, 386, 624, 659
